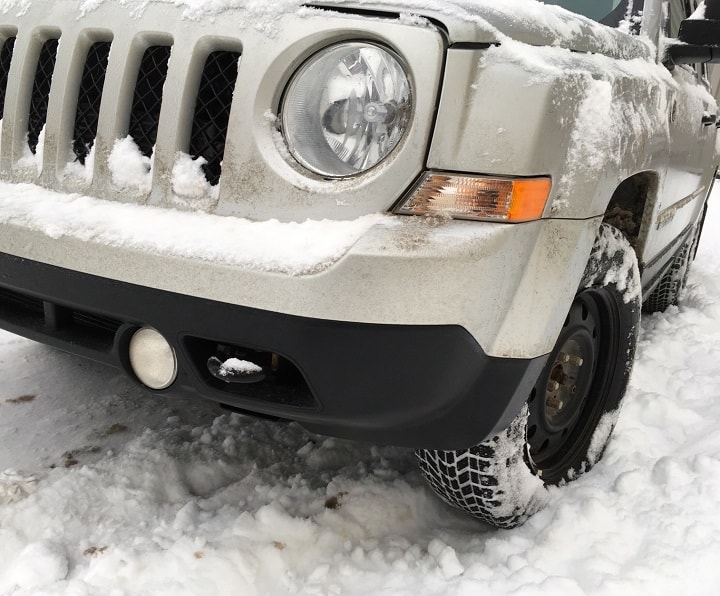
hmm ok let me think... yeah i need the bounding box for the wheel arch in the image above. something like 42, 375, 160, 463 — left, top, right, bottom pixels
601, 170, 660, 260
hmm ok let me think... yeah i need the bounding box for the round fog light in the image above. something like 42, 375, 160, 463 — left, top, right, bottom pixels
128, 327, 178, 390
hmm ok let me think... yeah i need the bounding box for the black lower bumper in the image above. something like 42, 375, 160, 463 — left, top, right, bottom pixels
0, 252, 547, 449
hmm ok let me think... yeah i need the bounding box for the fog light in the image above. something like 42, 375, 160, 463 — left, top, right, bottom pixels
128, 327, 178, 390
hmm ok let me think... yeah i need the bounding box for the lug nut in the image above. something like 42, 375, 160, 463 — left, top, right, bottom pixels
559, 352, 584, 367
547, 380, 560, 393
547, 396, 565, 410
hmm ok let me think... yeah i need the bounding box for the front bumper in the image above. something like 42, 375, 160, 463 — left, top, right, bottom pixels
0, 188, 599, 359
0, 187, 599, 449
0, 252, 546, 449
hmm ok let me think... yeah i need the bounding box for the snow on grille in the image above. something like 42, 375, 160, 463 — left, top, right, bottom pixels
0, 26, 243, 194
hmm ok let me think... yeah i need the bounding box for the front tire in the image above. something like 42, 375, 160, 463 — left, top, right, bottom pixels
416, 224, 641, 528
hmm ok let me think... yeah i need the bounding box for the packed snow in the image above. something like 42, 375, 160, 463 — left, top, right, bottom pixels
0, 192, 719, 593
216, 358, 264, 377
108, 136, 152, 194
0, 0, 717, 593
171, 152, 216, 201
0, 181, 392, 275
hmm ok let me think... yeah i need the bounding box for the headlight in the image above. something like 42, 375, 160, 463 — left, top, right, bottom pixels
281, 42, 412, 177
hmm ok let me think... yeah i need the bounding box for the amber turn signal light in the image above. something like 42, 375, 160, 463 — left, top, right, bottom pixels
394, 173, 552, 222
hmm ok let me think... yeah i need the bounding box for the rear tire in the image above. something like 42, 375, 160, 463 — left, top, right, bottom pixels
642, 228, 697, 313
416, 224, 641, 528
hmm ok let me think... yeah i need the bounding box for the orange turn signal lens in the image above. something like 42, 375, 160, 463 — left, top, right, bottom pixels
394, 173, 552, 222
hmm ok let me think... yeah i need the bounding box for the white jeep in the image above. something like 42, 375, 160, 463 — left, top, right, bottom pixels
0, 0, 717, 528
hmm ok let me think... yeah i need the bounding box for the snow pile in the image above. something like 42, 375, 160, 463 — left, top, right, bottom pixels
172, 151, 215, 200
16, 126, 45, 174
0, 181, 392, 275
108, 135, 152, 193
0, 470, 40, 505
2, 542, 68, 591
586, 224, 642, 303
1, 196, 720, 593
218, 358, 263, 376
63, 144, 95, 184
689, 2, 707, 20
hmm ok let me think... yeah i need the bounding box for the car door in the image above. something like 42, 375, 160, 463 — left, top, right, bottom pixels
640, 0, 718, 287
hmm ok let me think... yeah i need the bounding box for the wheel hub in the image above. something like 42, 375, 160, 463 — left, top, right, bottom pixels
545, 339, 589, 429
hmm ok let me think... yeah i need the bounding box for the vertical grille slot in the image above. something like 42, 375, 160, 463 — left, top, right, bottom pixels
72, 41, 111, 165
189, 50, 240, 186
0, 37, 16, 118
129, 45, 171, 158
28, 38, 59, 154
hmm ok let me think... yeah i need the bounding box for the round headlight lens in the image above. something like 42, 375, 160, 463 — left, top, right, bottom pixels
282, 42, 412, 177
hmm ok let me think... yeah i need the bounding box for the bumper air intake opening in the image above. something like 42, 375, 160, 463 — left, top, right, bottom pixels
0, 287, 121, 353
183, 336, 318, 409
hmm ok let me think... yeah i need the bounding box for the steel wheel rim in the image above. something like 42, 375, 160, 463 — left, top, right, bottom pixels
527, 287, 620, 484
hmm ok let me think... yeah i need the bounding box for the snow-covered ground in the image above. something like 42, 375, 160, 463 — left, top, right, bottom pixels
1, 194, 720, 594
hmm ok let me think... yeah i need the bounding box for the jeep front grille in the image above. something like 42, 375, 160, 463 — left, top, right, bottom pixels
189, 50, 241, 186
28, 38, 59, 155
72, 41, 112, 165
0, 3, 432, 222
0, 36, 15, 118
129, 45, 172, 159
0, 21, 243, 192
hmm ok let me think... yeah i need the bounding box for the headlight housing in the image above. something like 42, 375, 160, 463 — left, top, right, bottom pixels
281, 42, 412, 177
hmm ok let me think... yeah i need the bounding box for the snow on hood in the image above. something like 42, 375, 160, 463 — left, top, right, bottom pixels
0, 0, 653, 58
314, 0, 653, 58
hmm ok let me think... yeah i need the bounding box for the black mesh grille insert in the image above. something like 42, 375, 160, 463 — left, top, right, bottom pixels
189, 51, 240, 186
129, 45, 171, 158
28, 38, 59, 155
73, 41, 111, 165
0, 37, 16, 119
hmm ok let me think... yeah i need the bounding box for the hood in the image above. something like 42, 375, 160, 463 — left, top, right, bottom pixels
308, 0, 654, 60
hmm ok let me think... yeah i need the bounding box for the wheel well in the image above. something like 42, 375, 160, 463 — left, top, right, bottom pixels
602, 172, 658, 250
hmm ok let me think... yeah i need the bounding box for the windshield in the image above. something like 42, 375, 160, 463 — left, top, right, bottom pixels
543, 0, 626, 24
